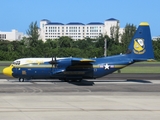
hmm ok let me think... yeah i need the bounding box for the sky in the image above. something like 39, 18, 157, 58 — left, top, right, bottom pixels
0, 0, 160, 37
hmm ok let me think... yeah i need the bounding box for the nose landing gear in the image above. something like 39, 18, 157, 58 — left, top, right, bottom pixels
19, 78, 24, 82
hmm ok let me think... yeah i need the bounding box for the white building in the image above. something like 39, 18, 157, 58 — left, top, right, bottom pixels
39, 18, 123, 41
0, 29, 24, 41
0, 18, 124, 42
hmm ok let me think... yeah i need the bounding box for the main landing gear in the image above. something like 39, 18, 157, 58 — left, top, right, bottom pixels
19, 78, 24, 82
63, 79, 82, 82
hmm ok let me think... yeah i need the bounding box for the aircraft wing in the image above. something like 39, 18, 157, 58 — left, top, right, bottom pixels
64, 58, 95, 70
62, 58, 94, 78
49, 58, 94, 78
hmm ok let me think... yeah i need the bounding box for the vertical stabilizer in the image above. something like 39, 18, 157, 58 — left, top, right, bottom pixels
127, 22, 154, 61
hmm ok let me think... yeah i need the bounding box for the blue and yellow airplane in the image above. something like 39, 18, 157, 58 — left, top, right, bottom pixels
3, 22, 154, 82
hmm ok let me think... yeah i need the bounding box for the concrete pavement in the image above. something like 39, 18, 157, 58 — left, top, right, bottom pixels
0, 78, 160, 120
0, 94, 160, 120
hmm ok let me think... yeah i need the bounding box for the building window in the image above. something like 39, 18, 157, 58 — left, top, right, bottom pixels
0, 34, 6, 39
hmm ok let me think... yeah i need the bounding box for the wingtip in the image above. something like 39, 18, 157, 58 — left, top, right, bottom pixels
139, 22, 149, 26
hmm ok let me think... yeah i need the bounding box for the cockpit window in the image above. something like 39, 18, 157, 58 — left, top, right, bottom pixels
12, 61, 20, 65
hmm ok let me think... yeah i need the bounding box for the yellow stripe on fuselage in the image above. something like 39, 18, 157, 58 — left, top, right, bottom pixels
12, 64, 127, 69
13, 64, 52, 68
114, 65, 127, 68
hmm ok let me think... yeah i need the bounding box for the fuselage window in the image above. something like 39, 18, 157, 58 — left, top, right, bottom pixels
12, 61, 20, 65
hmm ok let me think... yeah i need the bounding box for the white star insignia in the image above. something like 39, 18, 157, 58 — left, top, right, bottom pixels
104, 63, 110, 70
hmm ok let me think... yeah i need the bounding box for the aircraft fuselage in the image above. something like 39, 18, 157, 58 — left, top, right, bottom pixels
7, 55, 133, 81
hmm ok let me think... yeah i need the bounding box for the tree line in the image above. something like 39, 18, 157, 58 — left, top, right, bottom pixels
0, 22, 160, 61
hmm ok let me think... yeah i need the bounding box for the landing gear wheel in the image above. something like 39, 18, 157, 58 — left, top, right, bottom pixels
19, 78, 24, 82
63, 78, 68, 82
77, 79, 82, 82
72, 79, 77, 82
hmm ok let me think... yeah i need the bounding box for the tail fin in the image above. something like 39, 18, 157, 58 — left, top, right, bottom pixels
127, 22, 154, 61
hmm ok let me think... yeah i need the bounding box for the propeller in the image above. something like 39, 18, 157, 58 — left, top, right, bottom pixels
49, 55, 58, 69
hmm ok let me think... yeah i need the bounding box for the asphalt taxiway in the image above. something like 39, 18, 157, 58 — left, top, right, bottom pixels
0, 74, 160, 120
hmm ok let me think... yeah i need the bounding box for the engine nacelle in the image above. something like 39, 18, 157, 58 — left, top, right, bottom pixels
57, 59, 72, 68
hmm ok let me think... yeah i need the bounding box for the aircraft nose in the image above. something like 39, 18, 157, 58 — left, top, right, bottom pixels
3, 66, 13, 77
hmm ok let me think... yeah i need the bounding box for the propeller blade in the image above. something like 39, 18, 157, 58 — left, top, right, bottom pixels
54, 56, 57, 68
49, 55, 58, 69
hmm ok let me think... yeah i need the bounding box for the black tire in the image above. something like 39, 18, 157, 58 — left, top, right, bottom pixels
77, 79, 82, 82
64, 78, 69, 82
19, 78, 24, 82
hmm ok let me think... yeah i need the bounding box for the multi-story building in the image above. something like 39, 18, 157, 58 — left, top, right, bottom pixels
40, 18, 124, 41
0, 29, 24, 41
0, 18, 124, 42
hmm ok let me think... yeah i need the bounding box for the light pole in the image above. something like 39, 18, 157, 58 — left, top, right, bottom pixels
104, 38, 107, 57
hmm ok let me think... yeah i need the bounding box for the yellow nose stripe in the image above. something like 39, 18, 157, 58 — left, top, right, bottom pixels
3, 66, 13, 77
